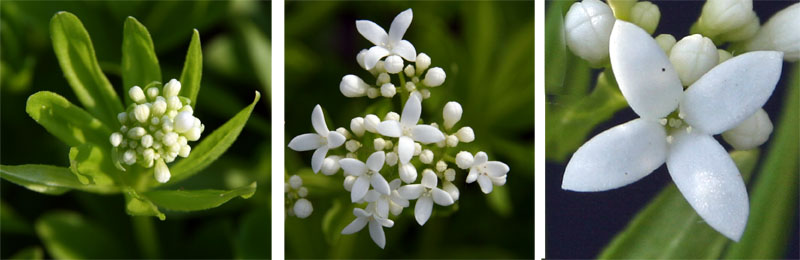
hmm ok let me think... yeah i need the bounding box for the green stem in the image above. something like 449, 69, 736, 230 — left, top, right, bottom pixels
132, 216, 159, 258
398, 73, 408, 104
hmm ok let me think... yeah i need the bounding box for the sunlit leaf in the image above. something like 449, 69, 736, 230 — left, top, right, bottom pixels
179, 29, 202, 104
50, 12, 123, 126
0, 164, 116, 195
122, 16, 161, 106
68, 144, 116, 186
486, 185, 512, 217
124, 187, 165, 220
144, 181, 256, 211
26, 91, 112, 148
35, 211, 129, 259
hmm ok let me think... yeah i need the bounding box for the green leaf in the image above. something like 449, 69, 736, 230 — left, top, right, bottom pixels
35, 211, 129, 259
167, 91, 261, 184
486, 185, 513, 217
544, 0, 569, 94
1, 201, 33, 235
179, 29, 202, 104
321, 199, 349, 244
235, 208, 270, 259
122, 16, 161, 106
9, 246, 43, 260
723, 65, 800, 259
50, 12, 123, 126
598, 149, 761, 259
68, 144, 117, 186
123, 187, 165, 220
0, 164, 117, 195
144, 181, 256, 211
26, 91, 113, 147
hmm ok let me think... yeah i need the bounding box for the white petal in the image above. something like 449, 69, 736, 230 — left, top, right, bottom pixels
421, 169, 438, 189
341, 217, 368, 234
389, 178, 402, 190
288, 134, 323, 151
377, 120, 402, 137
432, 188, 454, 206
397, 184, 424, 200
414, 196, 433, 226
339, 158, 367, 176
398, 162, 418, 183
400, 95, 422, 127
326, 131, 346, 148
681, 51, 783, 135
485, 161, 510, 177
376, 198, 390, 219
666, 131, 749, 241
351, 176, 370, 202
391, 192, 410, 207
391, 40, 417, 61
311, 105, 328, 135
398, 136, 414, 163
389, 9, 412, 46
356, 20, 388, 46
366, 151, 386, 172
466, 168, 478, 183
609, 20, 683, 119
474, 152, 488, 165
371, 172, 391, 195
364, 190, 380, 202
368, 220, 386, 249
353, 208, 370, 218
477, 175, 494, 194
311, 147, 328, 173
365, 46, 391, 70
562, 119, 668, 191
377, 217, 394, 228
411, 125, 445, 144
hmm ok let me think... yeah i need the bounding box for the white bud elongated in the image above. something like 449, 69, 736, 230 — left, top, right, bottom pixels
340, 75, 370, 97
110, 132, 123, 147
422, 67, 446, 87
415, 53, 431, 74
154, 158, 171, 183
134, 104, 150, 123
722, 109, 773, 150
350, 117, 366, 136
655, 34, 677, 54
364, 114, 380, 133
564, 0, 615, 65
744, 3, 800, 61
399, 162, 418, 183
443, 102, 463, 130
163, 79, 182, 97
129, 86, 146, 104
670, 34, 719, 86
630, 1, 660, 34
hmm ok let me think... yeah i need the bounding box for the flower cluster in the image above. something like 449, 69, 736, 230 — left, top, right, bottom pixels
561, 0, 791, 241
288, 9, 509, 249
109, 79, 204, 183
286, 175, 313, 219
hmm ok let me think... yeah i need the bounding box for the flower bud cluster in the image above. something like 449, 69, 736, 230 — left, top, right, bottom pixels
109, 79, 204, 183
285, 175, 313, 218
342, 51, 445, 100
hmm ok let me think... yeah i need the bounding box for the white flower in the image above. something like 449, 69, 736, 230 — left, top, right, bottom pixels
363, 179, 409, 218
288, 105, 347, 173
669, 34, 719, 86
744, 2, 800, 61
397, 169, 454, 225
562, 20, 783, 241
564, 0, 615, 65
293, 198, 313, 219
356, 9, 417, 70
340, 75, 370, 97
339, 151, 391, 202
341, 204, 395, 249
377, 95, 445, 164
464, 152, 510, 194
722, 108, 773, 150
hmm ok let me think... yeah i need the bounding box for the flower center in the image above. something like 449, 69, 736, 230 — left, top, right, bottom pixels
402, 126, 413, 136
659, 110, 692, 144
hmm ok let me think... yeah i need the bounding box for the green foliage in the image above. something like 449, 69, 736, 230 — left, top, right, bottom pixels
25, 91, 112, 147
35, 211, 130, 259
0, 164, 114, 195
122, 17, 162, 106
179, 30, 203, 104
144, 182, 257, 211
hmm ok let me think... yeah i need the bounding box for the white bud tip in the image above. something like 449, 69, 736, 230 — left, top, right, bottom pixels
384, 55, 404, 74
154, 159, 171, 183
456, 127, 475, 143
129, 86, 146, 103
416, 53, 431, 73
455, 151, 474, 169
340, 75, 369, 97
174, 111, 195, 133
443, 102, 463, 129
110, 132, 123, 147
423, 67, 446, 87
164, 79, 182, 97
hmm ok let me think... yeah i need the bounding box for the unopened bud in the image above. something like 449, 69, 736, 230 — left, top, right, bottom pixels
423, 67, 446, 87
340, 75, 369, 97
669, 34, 718, 86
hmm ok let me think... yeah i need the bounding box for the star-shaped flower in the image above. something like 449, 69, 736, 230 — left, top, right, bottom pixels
561, 20, 783, 241
363, 178, 409, 218
377, 95, 445, 165
357, 9, 417, 70
339, 151, 391, 202
288, 105, 346, 173
398, 169, 454, 226
461, 151, 510, 194
341, 204, 395, 249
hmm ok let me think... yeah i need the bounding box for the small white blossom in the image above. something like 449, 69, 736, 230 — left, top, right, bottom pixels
288, 105, 347, 173
464, 152, 509, 194
377, 95, 445, 163
340, 151, 392, 202
363, 179, 409, 218
422, 67, 446, 87
293, 198, 313, 219
341, 205, 395, 249
356, 9, 417, 70
397, 169, 454, 226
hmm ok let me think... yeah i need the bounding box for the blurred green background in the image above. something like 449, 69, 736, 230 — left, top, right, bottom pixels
1, 1, 271, 258
285, 1, 534, 258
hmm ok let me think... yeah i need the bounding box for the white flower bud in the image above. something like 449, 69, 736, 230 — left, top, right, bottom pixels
142, 148, 155, 167
174, 111, 195, 133
423, 67, 446, 87
718, 49, 733, 64
384, 55, 404, 74
123, 149, 137, 165
722, 109, 773, 150
744, 3, 800, 61
630, 1, 660, 34
129, 86, 146, 103
154, 159, 170, 183
436, 160, 448, 173
446, 135, 459, 147
420, 89, 431, 99
718, 14, 759, 42
444, 168, 456, 182
374, 60, 386, 73
356, 49, 368, 70
380, 83, 396, 98
336, 127, 351, 139
419, 149, 434, 164
415, 53, 431, 74
346, 153, 357, 159
698, 0, 754, 36
443, 102, 463, 130
655, 34, 677, 54
456, 127, 475, 143
377, 72, 390, 85
293, 198, 313, 219
185, 125, 203, 141
350, 117, 366, 136
340, 75, 369, 98
405, 81, 416, 92
178, 136, 188, 147
413, 142, 422, 156
146, 87, 159, 100
367, 87, 380, 99
127, 126, 146, 139
117, 112, 128, 124
163, 79, 181, 97
163, 132, 179, 146
386, 152, 398, 166
288, 175, 303, 190
167, 96, 182, 111
298, 187, 309, 198
385, 140, 393, 150
343, 175, 357, 191
133, 104, 150, 123
345, 140, 361, 152
364, 114, 380, 133
404, 65, 415, 77
443, 180, 459, 201
455, 151, 474, 169
385, 112, 400, 122
110, 132, 123, 147
564, 0, 615, 65
669, 34, 719, 86
374, 138, 387, 151
141, 134, 154, 148
321, 156, 341, 176
399, 162, 418, 183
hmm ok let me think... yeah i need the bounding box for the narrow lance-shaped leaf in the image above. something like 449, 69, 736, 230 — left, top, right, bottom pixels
144, 182, 256, 211
123, 187, 165, 220
122, 16, 161, 106
165, 91, 261, 184
179, 29, 202, 104
0, 164, 117, 195
26, 91, 113, 147
50, 12, 123, 126
35, 211, 130, 259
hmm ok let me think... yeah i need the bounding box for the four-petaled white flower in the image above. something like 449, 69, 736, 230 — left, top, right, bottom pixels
561, 20, 783, 241
341, 204, 395, 249
339, 151, 392, 202
377, 95, 445, 165
357, 9, 417, 70
398, 169, 454, 225
363, 178, 410, 218
461, 151, 510, 194
288, 105, 346, 173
